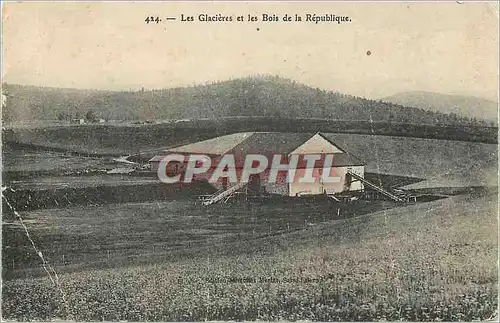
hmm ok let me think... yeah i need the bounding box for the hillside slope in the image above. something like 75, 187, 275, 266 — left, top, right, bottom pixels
382, 91, 498, 124
324, 133, 497, 188
2, 76, 489, 126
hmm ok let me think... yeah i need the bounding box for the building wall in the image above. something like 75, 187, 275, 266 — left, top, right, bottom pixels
286, 133, 364, 196
151, 152, 364, 197
150, 160, 182, 173
262, 170, 289, 195
290, 133, 344, 154
289, 166, 364, 196
151, 161, 159, 171
202, 169, 289, 195
347, 166, 364, 191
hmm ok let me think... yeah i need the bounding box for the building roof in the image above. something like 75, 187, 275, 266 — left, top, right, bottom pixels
106, 167, 135, 174
151, 132, 365, 166
328, 152, 364, 167
167, 132, 254, 155
229, 132, 315, 156
149, 155, 167, 162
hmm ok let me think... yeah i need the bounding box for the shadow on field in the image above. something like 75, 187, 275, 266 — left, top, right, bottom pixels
1, 186, 463, 281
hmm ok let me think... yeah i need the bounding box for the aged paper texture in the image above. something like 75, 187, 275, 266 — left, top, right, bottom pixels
1, 1, 498, 321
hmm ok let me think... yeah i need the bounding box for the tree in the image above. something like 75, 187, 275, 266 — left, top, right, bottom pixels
86, 109, 97, 122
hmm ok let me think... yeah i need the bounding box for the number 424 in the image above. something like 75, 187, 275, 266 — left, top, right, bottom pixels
145, 16, 161, 24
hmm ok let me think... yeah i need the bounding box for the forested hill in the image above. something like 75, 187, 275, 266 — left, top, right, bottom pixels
382, 91, 498, 124
1, 76, 493, 127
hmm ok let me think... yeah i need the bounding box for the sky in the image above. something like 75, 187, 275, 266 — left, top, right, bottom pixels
2, 2, 499, 101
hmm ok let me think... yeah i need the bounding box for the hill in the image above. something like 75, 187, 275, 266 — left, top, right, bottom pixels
382, 91, 498, 125
2, 76, 492, 127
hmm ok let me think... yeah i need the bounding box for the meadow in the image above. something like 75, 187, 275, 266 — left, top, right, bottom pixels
324, 133, 497, 188
1, 189, 497, 321
2, 147, 115, 173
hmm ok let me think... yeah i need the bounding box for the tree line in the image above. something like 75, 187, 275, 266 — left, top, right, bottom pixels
2, 76, 496, 127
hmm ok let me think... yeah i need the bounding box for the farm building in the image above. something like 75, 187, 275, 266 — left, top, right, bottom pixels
150, 132, 365, 197
71, 118, 86, 125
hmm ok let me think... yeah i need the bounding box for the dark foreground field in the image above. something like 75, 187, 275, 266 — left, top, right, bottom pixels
1, 189, 498, 321
2, 196, 407, 279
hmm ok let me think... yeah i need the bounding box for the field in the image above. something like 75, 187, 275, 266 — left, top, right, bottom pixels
2, 190, 497, 321
323, 133, 497, 188
1, 126, 498, 321
2, 197, 403, 279
4, 130, 497, 186
2, 147, 116, 173
3, 117, 497, 157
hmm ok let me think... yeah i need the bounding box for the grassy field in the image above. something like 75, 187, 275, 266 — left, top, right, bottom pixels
2, 147, 115, 173
3, 124, 222, 155
1, 145, 122, 184
4, 131, 496, 187
2, 189, 497, 321
324, 133, 497, 188
3, 118, 497, 157
2, 197, 399, 278
7, 175, 160, 190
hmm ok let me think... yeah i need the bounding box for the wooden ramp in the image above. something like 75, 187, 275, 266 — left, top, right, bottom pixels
327, 194, 341, 202
347, 171, 405, 202
202, 182, 248, 206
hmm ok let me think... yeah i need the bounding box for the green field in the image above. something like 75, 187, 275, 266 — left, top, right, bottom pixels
2, 189, 497, 321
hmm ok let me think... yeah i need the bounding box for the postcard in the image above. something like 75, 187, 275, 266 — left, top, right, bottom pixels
1, 1, 498, 321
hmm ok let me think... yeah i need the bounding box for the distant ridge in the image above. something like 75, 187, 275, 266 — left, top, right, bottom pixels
2, 76, 494, 127
382, 91, 498, 124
